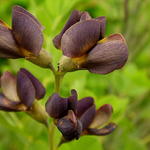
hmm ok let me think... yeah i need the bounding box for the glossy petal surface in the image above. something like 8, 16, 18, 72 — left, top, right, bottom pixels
80, 105, 96, 130
95, 16, 106, 39
61, 20, 101, 58
17, 71, 35, 107
53, 10, 82, 49
84, 34, 128, 74
77, 97, 94, 117
57, 110, 82, 141
12, 6, 43, 56
0, 24, 21, 58
46, 93, 68, 118
20, 68, 45, 99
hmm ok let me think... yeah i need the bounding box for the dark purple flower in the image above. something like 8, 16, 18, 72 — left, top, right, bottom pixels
46, 90, 117, 141
0, 68, 45, 111
0, 5, 44, 59
53, 10, 128, 74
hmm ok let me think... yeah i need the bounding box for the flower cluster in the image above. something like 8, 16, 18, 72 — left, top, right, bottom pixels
54, 10, 128, 74
46, 90, 116, 141
0, 68, 45, 111
0, 5, 129, 146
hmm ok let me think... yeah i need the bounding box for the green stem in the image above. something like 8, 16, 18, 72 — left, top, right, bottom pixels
48, 68, 65, 150
48, 122, 57, 150
54, 73, 65, 93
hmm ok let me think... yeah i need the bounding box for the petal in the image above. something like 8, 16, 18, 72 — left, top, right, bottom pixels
68, 89, 78, 113
79, 105, 96, 130
45, 93, 68, 119
95, 16, 106, 39
20, 68, 45, 99
12, 6, 44, 30
0, 24, 21, 58
12, 6, 43, 56
86, 122, 117, 136
17, 71, 36, 107
77, 97, 94, 117
83, 34, 128, 74
90, 104, 113, 128
57, 110, 82, 141
0, 72, 19, 101
80, 12, 92, 21
0, 93, 27, 111
61, 20, 101, 58
53, 10, 82, 49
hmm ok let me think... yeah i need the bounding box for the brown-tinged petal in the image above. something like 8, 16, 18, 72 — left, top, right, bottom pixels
17, 71, 35, 107
83, 34, 128, 74
80, 12, 92, 21
77, 97, 94, 118
13, 6, 44, 30
0, 93, 27, 111
0, 24, 21, 58
57, 110, 82, 141
61, 20, 101, 58
95, 16, 106, 39
86, 122, 117, 136
0, 72, 19, 101
68, 89, 78, 113
20, 68, 45, 99
90, 104, 113, 128
79, 105, 96, 130
45, 93, 68, 118
12, 6, 43, 56
53, 10, 82, 49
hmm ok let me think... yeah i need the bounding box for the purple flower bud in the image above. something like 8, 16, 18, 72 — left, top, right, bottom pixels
46, 90, 117, 140
12, 6, 44, 56
20, 68, 45, 99
55, 10, 128, 74
57, 110, 82, 141
17, 70, 36, 107
45, 93, 68, 118
0, 68, 45, 111
0, 5, 44, 58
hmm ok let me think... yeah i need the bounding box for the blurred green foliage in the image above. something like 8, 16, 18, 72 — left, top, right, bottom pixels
0, 0, 150, 150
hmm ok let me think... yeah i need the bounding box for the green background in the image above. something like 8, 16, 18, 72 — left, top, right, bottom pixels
0, 0, 150, 150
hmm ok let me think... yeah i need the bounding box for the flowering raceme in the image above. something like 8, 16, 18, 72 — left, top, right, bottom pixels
46, 90, 116, 141
53, 10, 128, 74
0, 5, 129, 149
0, 68, 45, 111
